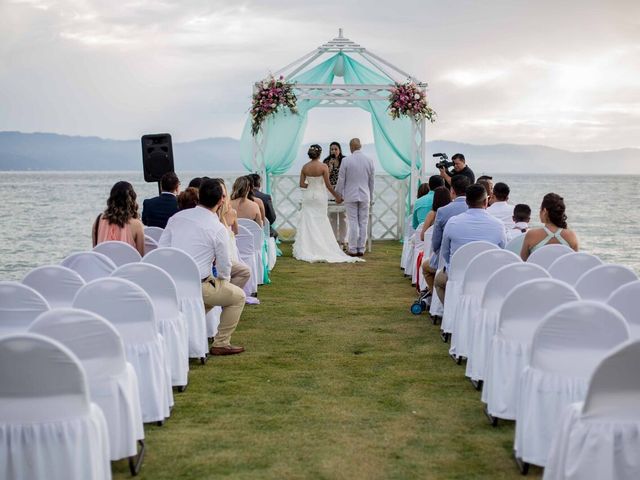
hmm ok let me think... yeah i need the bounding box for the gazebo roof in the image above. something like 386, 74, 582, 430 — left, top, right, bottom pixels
273, 29, 424, 86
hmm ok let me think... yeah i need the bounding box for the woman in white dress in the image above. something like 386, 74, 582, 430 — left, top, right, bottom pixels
293, 145, 362, 263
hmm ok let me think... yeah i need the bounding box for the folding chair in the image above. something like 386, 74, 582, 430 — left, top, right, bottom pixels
93, 240, 141, 266
575, 264, 638, 302
526, 244, 573, 270
547, 252, 603, 286
61, 251, 116, 282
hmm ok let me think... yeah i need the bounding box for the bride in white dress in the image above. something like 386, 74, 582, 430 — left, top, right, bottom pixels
293, 144, 362, 263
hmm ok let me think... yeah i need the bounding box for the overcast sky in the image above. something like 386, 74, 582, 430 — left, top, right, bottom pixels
1, 0, 639, 151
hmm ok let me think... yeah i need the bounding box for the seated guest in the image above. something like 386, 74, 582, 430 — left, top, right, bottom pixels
487, 182, 514, 230
177, 187, 199, 211
421, 175, 471, 293
218, 182, 251, 291
521, 193, 578, 261
435, 184, 507, 303
507, 203, 531, 241
413, 175, 445, 229
159, 178, 246, 356
245, 176, 266, 222
141, 172, 180, 228
248, 173, 277, 233
92, 181, 145, 256
419, 186, 452, 293
231, 176, 263, 226
188, 177, 202, 189
476, 177, 494, 205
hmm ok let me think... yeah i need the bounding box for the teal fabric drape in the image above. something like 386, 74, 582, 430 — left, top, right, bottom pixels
239, 52, 420, 189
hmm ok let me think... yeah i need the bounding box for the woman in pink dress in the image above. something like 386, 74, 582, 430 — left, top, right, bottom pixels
92, 181, 145, 256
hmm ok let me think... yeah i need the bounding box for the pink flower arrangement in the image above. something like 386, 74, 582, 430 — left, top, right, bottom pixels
251, 75, 298, 135
388, 82, 436, 123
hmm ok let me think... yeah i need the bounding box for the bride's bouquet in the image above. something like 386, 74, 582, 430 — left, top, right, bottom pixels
388, 82, 436, 123
251, 76, 298, 136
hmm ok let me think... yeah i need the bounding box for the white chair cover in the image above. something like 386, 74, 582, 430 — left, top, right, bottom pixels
22, 265, 85, 309
237, 226, 259, 296
400, 215, 414, 271
264, 219, 277, 270
0, 281, 50, 335
238, 218, 265, 285
607, 280, 640, 338
144, 226, 164, 242
428, 247, 444, 318
505, 233, 525, 256
144, 235, 158, 255
450, 249, 520, 359
526, 244, 574, 270
465, 262, 549, 382
29, 309, 144, 460
544, 340, 640, 480
547, 252, 603, 286
442, 241, 498, 335
411, 222, 424, 286
514, 301, 629, 467
93, 240, 142, 266
61, 251, 116, 282
482, 279, 580, 420
206, 306, 222, 338
112, 263, 189, 388
143, 247, 208, 359
574, 264, 639, 302
73, 278, 172, 423
0, 333, 110, 480
418, 226, 434, 293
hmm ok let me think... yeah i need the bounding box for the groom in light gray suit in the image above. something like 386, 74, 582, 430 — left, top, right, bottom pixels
336, 138, 375, 257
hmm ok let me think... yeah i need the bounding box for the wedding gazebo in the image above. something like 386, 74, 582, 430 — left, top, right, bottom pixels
239, 29, 431, 204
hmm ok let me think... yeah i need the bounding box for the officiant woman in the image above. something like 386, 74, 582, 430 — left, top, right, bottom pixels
323, 141, 348, 248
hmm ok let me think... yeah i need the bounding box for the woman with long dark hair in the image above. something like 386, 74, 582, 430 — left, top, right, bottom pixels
92, 181, 145, 255
323, 141, 348, 247
520, 192, 579, 261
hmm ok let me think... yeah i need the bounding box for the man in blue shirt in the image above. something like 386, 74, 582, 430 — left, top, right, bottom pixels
434, 184, 507, 302
421, 175, 471, 295
412, 175, 445, 229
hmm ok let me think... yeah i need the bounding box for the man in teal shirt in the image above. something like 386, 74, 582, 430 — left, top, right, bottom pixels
412, 175, 445, 229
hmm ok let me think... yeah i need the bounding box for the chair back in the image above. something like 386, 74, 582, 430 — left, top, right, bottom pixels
144, 226, 164, 242
548, 252, 603, 285
93, 240, 141, 266
0, 282, 50, 334
144, 235, 158, 255
606, 280, 640, 338
526, 244, 574, 270
530, 301, 629, 377
29, 308, 126, 379
505, 233, 525, 256
61, 251, 116, 282
238, 219, 263, 252
22, 266, 84, 309
236, 231, 256, 258
73, 277, 157, 343
0, 333, 89, 422
582, 340, 640, 421
481, 263, 549, 311
112, 262, 180, 330
423, 226, 434, 256
142, 247, 202, 298
449, 241, 497, 282
461, 249, 520, 296
574, 264, 638, 302
498, 278, 579, 333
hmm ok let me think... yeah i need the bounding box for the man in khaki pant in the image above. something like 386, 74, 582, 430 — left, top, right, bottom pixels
160, 178, 246, 355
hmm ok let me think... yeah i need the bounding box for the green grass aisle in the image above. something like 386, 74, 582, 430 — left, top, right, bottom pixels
113, 241, 541, 479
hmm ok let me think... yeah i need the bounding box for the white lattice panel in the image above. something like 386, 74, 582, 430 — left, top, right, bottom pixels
271, 174, 407, 241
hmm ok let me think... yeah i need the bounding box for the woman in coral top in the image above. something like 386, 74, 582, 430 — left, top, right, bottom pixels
92, 181, 145, 256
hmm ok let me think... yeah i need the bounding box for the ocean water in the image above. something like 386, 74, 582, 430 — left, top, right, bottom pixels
0, 171, 639, 280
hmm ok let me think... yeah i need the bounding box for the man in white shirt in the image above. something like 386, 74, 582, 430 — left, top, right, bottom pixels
159, 178, 246, 355
487, 182, 515, 230
336, 138, 375, 256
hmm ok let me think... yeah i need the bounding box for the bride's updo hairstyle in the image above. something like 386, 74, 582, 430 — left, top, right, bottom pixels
308, 144, 322, 160
541, 193, 568, 229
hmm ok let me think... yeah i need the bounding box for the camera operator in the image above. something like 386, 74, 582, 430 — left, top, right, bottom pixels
439, 153, 475, 186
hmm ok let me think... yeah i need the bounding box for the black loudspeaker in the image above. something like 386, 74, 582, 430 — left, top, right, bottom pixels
141, 133, 174, 182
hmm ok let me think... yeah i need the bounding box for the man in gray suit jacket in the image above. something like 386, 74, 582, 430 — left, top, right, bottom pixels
336, 138, 375, 256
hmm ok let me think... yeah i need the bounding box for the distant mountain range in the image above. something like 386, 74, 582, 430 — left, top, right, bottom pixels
0, 131, 638, 174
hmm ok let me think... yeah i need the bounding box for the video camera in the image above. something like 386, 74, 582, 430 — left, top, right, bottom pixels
433, 153, 454, 170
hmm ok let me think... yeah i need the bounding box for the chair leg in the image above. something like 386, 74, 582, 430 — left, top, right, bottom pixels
200, 356, 207, 365
176, 384, 187, 393
484, 405, 499, 427
469, 378, 483, 391
440, 331, 450, 343
514, 453, 530, 475
128, 439, 145, 476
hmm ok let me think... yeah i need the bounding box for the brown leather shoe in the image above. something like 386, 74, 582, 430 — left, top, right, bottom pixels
347, 252, 359, 257
210, 345, 245, 356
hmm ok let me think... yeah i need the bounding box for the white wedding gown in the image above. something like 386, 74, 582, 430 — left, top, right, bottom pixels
293, 176, 362, 263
